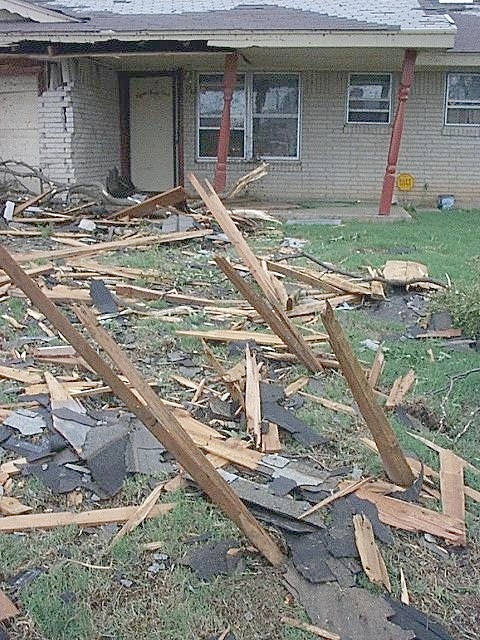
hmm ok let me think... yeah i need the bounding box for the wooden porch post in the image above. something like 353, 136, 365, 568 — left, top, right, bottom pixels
378, 49, 417, 215
213, 52, 239, 193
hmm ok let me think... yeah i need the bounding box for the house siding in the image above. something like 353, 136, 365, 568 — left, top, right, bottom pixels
38, 60, 120, 186
184, 68, 480, 207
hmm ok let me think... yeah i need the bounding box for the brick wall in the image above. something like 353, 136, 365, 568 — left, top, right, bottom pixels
184, 68, 480, 207
39, 59, 120, 186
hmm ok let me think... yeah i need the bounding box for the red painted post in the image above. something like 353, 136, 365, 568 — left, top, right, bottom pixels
213, 52, 239, 193
378, 49, 417, 215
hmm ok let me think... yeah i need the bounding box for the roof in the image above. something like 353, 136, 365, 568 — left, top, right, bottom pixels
2, 0, 455, 31
420, 0, 480, 51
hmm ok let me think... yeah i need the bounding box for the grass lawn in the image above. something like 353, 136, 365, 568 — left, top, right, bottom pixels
0, 209, 479, 640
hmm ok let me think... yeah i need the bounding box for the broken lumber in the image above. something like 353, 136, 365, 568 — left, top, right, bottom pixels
214, 255, 324, 372
108, 483, 165, 549
299, 477, 371, 519
11, 229, 209, 264
0, 246, 283, 566
107, 186, 187, 219
13, 188, 54, 216
354, 486, 466, 545
0, 589, 19, 622
439, 450, 466, 545
385, 369, 416, 409
190, 173, 323, 373
0, 504, 173, 532
321, 303, 415, 488
245, 345, 262, 447
73, 304, 284, 566
368, 347, 385, 389
353, 513, 391, 592
0, 364, 42, 385
177, 327, 327, 348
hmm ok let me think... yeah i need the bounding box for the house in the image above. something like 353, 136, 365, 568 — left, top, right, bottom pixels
0, 0, 479, 213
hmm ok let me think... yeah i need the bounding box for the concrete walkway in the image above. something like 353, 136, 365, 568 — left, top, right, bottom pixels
270, 204, 412, 224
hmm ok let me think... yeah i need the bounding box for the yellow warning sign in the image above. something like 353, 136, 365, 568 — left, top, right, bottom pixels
396, 173, 415, 192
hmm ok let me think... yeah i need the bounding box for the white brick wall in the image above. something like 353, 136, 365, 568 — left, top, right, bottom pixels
184, 68, 480, 207
38, 59, 120, 186
37, 62, 480, 207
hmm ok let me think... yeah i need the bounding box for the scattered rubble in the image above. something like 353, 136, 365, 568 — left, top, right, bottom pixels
0, 172, 472, 639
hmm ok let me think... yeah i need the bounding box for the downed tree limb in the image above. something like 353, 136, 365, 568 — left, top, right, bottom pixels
0, 504, 173, 532
321, 303, 415, 488
0, 246, 284, 567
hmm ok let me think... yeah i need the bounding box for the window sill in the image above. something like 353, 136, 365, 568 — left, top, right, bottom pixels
442, 125, 480, 137
195, 158, 302, 165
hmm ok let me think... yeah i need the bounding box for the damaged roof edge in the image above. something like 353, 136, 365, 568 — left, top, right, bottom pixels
0, 29, 457, 49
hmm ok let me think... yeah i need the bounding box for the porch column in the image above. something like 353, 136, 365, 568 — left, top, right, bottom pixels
213, 52, 239, 193
378, 49, 417, 215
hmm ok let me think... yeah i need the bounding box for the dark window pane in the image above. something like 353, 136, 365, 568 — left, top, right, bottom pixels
253, 117, 298, 157
448, 73, 480, 103
348, 111, 389, 123
199, 128, 245, 158
446, 108, 480, 125
252, 74, 299, 115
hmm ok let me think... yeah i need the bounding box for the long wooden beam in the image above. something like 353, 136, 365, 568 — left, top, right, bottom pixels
0, 246, 284, 567
321, 303, 414, 487
215, 256, 324, 371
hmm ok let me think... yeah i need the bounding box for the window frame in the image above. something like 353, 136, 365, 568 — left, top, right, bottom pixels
346, 72, 392, 125
444, 72, 480, 127
196, 71, 301, 161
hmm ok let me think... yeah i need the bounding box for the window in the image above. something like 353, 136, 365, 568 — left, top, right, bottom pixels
347, 73, 392, 123
445, 73, 480, 126
197, 73, 300, 159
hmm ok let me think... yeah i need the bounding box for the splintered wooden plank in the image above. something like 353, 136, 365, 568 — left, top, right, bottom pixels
245, 346, 262, 448
354, 486, 466, 545
415, 329, 463, 339
0, 264, 53, 287
0, 504, 173, 532
353, 513, 391, 592
12, 230, 209, 264
261, 422, 282, 454
321, 303, 414, 488
284, 376, 310, 398
0, 496, 33, 516
0, 245, 284, 567
189, 174, 323, 373
383, 260, 428, 286
13, 188, 54, 216
107, 186, 187, 219
0, 589, 19, 622
177, 328, 327, 348
439, 449, 466, 545
385, 369, 416, 409
298, 392, 357, 417
368, 347, 385, 389
108, 483, 165, 549
0, 365, 42, 385
407, 432, 480, 476
214, 256, 325, 372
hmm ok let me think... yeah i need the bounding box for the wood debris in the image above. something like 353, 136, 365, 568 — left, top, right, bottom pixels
281, 616, 341, 640
385, 368, 416, 409
321, 303, 415, 487
353, 513, 392, 592
0, 589, 19, 623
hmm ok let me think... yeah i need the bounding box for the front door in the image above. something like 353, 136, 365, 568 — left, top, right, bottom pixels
129, 76, 175, 192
